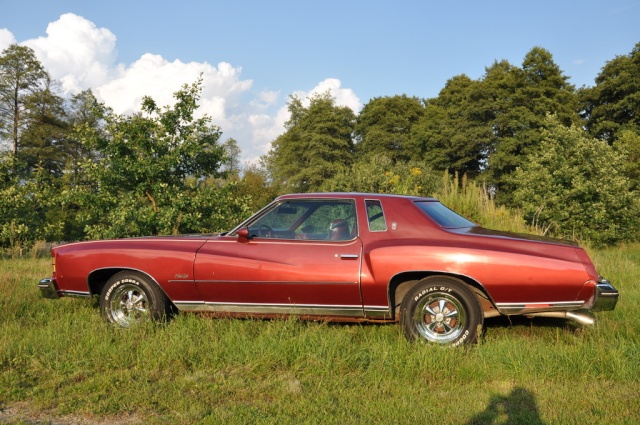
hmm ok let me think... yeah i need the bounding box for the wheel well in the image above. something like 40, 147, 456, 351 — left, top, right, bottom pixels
87, 268, 164, 299
87, 268, 123, 297
388, 271, 496, 320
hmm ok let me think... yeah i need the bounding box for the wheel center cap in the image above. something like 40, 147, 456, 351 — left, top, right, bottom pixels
435, 313, 444, 322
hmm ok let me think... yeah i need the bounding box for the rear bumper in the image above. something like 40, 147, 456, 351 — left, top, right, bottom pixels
38, 278, 60, 299
591, 278, 619, 312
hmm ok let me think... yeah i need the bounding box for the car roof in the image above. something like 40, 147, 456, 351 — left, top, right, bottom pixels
276, 192, 439, 202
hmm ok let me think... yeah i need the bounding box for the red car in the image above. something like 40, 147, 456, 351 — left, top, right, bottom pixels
39, 193, 618, 346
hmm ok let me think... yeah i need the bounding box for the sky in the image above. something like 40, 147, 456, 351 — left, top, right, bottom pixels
1, 0, 638, 164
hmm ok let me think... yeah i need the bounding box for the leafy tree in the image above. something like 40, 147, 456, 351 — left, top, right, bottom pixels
266, 92, 355, 192
410, 75, 490, 177
0, 44, 48, 159
483, 48, 579, 201
613, 129, 640, 190
511, 115, 639, 246
65, 89, 106, 166
0, 158, 60, 249
580, 42, 640, 143
221, 138, 241, 178
237, 162, 279, 211
322, 154, 441, 197
19, 74, 69, 175
354, 95, 425, 162
70, 79, 243, 239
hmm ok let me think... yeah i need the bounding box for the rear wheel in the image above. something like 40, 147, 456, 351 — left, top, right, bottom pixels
100, 271, 171, 327
400, 277, 483, 346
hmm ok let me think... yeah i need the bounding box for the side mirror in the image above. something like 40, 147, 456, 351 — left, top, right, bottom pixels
236, 227, 250, 243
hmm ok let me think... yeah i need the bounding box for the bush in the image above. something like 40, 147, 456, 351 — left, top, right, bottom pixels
511, 117, 640, 246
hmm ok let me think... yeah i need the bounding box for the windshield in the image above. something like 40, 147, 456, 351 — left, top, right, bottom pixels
415, 201, 476, 228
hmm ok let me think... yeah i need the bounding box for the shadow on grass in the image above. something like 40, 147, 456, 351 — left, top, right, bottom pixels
465, 387, 546, 425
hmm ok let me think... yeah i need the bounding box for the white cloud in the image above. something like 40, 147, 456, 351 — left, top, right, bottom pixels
94, 54, 252, 123
0, 28, 16, 51
293, 78, 362, 113
7, 14, 361, 166
24, 13, 117, 92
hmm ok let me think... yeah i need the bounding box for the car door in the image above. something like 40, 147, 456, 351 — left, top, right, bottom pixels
192, 199, 364, 318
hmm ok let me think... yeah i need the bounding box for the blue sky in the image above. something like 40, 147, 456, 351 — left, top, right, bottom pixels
1, 0, 639, 162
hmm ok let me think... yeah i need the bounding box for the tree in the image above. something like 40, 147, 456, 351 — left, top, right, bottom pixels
354, 95, 425, 162
266, 92, 355, 192
65, 89, 106, 162
19, 74, 69, 176
221, 137, 241, 178
484, 49, 579, 200
613, 129, 640, 190
71, 79, 235, 239
322, 154, 441, 197
0, 44, 48, 159
580, 42, 640, 143
410, 75, 490, 177
0, 157, 60, 249
237, 162, 278, 211
511, 115, 639, 246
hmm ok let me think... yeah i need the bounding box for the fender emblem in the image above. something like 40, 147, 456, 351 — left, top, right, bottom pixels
174, 273, 189, 279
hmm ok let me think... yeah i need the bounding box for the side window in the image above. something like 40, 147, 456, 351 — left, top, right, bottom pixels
249, 200, 356, 240
366, 200, 387, 231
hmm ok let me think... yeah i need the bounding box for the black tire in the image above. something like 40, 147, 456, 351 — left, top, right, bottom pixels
100, 271, 171, 327
400, 276, 483, 346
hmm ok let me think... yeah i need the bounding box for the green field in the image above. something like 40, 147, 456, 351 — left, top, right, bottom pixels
1, 246, 638, 424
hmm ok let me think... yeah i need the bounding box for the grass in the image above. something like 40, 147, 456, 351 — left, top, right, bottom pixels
1, 246, 639, 424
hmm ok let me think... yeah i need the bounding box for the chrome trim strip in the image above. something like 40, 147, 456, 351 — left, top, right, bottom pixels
496, 301, 585, 315
59, 290, 91, 298
174, 301, 365, 317
363, 305, 392, 318
193, 280, 358, 285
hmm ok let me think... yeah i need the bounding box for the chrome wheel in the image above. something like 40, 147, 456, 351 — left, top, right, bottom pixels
414, 292, 467, 343
100, 271, 172, 327
400, 277, 482, 346
108, 283, 150, 327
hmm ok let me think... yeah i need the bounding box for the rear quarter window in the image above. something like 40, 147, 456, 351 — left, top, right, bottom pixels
365, 200, 387, 231
415, 201, 475, 228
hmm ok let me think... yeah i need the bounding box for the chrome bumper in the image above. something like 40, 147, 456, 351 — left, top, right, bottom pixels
591, 279, 619, 312
38, 278, 60, 299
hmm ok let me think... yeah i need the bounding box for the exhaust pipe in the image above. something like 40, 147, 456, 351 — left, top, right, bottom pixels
565, 310, 596, 326
527, 310, 596, 326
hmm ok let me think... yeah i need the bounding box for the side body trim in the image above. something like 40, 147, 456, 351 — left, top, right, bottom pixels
174, 301, 376, 318
496, 301, 585, 315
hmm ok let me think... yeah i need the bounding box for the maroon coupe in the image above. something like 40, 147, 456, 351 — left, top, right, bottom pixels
39, 193, 618, 346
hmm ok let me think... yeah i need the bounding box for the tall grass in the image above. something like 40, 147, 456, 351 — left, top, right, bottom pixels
1, 250, 638, 424
434, 171, 541, 234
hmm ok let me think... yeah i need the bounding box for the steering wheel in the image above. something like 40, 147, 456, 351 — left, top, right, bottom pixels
258, 224, 273, 238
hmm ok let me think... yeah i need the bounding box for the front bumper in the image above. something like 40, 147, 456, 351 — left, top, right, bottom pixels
591, 278, 619, 312
38, 278, 60, 299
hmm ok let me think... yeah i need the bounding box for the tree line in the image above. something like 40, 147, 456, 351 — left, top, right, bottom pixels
1, 42, 639, 251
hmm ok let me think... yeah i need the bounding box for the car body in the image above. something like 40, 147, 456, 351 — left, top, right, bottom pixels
39, 192, 619, 345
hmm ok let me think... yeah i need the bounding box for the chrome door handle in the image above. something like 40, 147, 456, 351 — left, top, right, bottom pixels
340, 254, 359, 259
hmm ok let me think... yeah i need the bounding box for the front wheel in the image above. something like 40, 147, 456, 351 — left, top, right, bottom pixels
400, 277, 483, 346
100, 271, 171, 327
